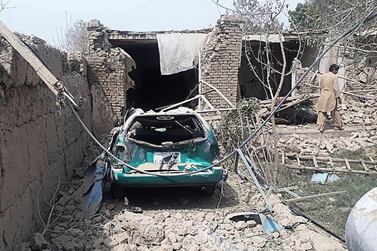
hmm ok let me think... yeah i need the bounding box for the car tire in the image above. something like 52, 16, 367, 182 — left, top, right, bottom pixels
201, 184, 216, 196
111, 183, 125, 199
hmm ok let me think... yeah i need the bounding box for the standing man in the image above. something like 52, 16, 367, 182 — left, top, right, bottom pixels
316, 64, 343, 132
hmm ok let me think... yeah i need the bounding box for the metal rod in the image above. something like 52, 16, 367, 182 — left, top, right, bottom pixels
200, 80, 235, 108
236, 149, 272, 211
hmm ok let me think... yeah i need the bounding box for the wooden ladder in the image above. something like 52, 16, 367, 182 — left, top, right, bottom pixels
282, 154, 377, 175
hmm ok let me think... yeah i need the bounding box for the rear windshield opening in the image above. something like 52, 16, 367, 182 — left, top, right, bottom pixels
127, 115, 206, 145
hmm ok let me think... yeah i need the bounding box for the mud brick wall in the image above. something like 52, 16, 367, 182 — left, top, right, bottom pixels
86, 20, 135, 136
295, 71, 319, 95
0, 36, 92, 250
200, 15, 244, 108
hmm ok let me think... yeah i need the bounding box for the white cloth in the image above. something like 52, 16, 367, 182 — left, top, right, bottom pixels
157, 33, 208, 75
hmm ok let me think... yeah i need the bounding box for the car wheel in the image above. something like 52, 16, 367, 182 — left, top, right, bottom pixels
111, 183, 125, 199
201, 185, 216, 196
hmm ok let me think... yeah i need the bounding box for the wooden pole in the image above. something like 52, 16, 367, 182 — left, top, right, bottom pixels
0, 21, 78, 108
295, 155, 377, 165
285, 191, 345, 203
200, 80, 235, 108
286, 164, 377, 175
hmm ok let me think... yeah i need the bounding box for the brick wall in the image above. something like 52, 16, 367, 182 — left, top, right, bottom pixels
200, 15, 244, 108
292, 59, 319, 96
86, 20, 135, 136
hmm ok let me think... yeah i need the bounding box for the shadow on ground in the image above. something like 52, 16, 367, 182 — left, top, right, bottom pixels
102, 181, 240, 212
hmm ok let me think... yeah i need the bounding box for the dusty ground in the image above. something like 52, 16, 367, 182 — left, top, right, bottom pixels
20, 137, 346, 251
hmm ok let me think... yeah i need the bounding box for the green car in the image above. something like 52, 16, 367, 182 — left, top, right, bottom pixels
108, 107, 225, 196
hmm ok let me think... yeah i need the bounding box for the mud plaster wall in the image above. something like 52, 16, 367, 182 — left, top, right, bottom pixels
0, 37, 92, 250
86, 20, 135, 136
200, 15, 244, 108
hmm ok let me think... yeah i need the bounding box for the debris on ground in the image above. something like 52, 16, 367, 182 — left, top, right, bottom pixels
18, 134, 345, 251
311, 173, 340, 184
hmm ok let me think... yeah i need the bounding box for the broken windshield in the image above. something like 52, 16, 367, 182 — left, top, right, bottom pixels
127, 115, 206, 146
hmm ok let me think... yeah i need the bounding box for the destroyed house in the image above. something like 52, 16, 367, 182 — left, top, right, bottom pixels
86, 15, 319, 134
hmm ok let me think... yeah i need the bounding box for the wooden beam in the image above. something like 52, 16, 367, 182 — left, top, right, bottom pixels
344, 158, 351, 170
281, 188, 300, 198
329, 156, 334, 167
295, 155, 377, 165
277, 186, 299, 192
285, 164, 377, 175
296, 155, 301, 166
313, 156, 319, 168
0, 21, 78, 108
361, 160, 369, 171
285, 191, 345, 203
200, 80, 235, 108
0, 21, 58, 95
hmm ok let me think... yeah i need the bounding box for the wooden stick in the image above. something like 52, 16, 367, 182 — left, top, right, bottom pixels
161, 94, 201, 111
347, 88, 377, 93
259, 94, 319, 117
344, 158, 351, 170
200, 80, 235, 108
276, 94, 319, 113
369, 156, 377, 170
285, 191, 345, 202
296, 155, 301, 166
295, 155, 377, 165
286, 164, 377, 175
361, 160, 369, 171
329, 156, 334, 167
277, 186, 299, 191
197, 108, 236, 113
281, 188, 300, 198
313, 156, 319, 168
201, 95, 221, 115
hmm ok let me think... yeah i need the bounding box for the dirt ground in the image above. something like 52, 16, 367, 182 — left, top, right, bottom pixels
21, 136, 346, 251
21, 98, 377, 251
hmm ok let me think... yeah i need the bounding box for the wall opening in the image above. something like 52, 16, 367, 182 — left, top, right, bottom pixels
238, 40, 300, 100
111, 39, 198, 111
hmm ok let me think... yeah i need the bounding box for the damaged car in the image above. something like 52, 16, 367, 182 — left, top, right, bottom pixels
107, 107, 226, 197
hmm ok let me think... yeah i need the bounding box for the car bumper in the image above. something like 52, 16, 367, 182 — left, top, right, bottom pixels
111, 167, 224, 187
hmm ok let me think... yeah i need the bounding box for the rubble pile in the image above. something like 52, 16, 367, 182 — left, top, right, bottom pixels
340, 98, 377, 127
279, 129, 377, 156
19, 143, 344, 251
279, 98, 377, 156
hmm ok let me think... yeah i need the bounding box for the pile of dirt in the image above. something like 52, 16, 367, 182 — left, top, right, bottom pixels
18, 138, 344, 251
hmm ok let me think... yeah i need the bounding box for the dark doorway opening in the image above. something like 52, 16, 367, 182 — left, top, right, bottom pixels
111, 39, 198, 111
238, 40, 300, 100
